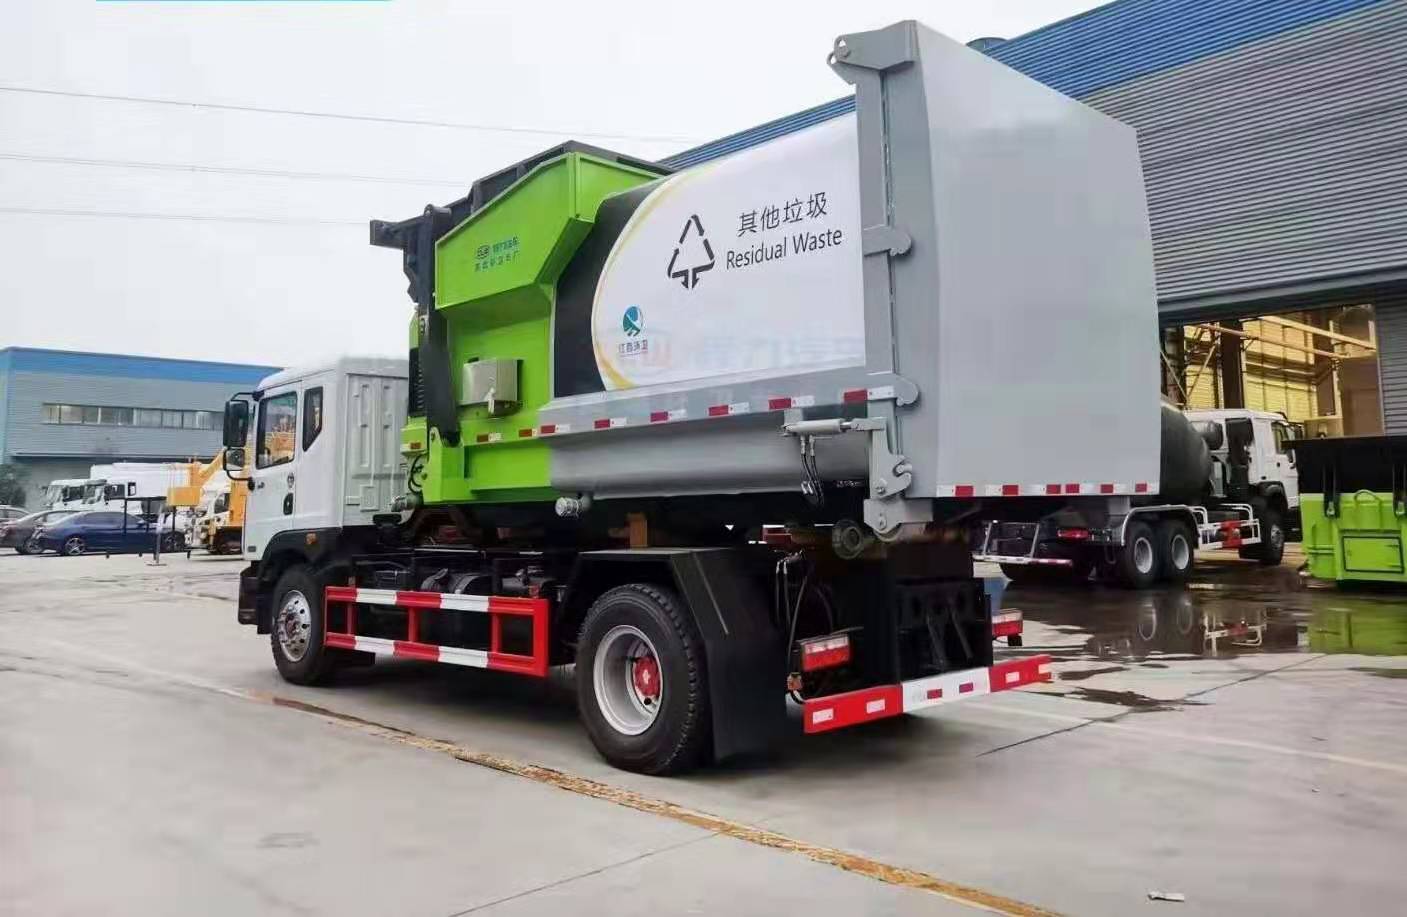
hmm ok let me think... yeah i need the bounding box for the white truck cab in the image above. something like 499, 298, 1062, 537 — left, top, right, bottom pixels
43, 479, 98, 511
1182, 408, 1300, 513
225, 356, 407, 561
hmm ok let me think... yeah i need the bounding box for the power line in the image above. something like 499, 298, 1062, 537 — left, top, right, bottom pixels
0, 151, 465, 187
0, 206, 365, 227
0, 84, 700, 145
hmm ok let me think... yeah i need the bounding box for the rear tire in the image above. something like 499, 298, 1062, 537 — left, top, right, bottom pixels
576, 584, 710, 775
270, 566, 337, 685
1114, 520, 1158, 589
1156, 520, 1196, 583
62, 536, 85, 557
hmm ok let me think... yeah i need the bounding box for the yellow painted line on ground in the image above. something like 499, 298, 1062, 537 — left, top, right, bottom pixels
39, 638, 1057, 917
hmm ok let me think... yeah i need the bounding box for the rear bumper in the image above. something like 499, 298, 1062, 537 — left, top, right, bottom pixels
802, 654, 1052, 734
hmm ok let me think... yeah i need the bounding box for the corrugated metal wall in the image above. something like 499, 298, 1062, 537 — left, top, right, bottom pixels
1084, 0, 1407, 307
1377, 294, 1407, 432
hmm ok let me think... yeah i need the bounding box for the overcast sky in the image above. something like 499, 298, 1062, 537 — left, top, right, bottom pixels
1, 0, 1100, 367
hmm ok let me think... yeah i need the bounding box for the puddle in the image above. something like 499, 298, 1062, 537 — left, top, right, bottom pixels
1008, 556, 1407, 663
1352, 666, 1407, 679
1058, 666, 1127, 682
1064, 687, 1204, 712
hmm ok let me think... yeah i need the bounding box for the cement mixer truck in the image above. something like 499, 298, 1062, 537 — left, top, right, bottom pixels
226, 20, 1173, 773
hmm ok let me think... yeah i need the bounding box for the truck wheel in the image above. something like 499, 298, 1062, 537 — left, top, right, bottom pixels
270, 566, 337, 685
1156, 520, 1196, 583
1114, 520, 1158, 589
1240, 502, 1285, 566
576, 584, 710, 775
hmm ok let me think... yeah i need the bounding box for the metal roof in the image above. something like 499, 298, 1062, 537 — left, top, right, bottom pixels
663, 0, 1388, 169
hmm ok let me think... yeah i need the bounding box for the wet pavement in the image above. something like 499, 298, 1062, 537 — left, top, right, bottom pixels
5, 548, 1407, 916
1001, 545, 1407, 710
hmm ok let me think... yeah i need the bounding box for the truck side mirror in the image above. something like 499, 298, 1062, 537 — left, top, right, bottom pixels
224, 400, 250, 449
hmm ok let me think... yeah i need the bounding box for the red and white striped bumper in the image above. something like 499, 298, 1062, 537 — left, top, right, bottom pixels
801, 655, 1052, 734
323, 587, 549, 678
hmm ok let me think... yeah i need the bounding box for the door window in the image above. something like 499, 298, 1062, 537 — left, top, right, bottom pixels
1225, 419, 1254, 467
256, 393, 298, 469
303, 387, 324, 451
1272, 421, 1295, 464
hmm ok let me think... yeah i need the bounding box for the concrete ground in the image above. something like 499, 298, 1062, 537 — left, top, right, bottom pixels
3, 546, 1406, 916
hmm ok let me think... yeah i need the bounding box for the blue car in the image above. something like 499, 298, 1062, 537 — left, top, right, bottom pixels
33, 510, 184, 556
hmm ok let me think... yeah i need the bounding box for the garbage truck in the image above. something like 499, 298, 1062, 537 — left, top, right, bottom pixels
225, 20, 1171, 773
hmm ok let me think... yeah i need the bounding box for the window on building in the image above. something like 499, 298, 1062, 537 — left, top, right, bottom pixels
303, 387, 323, 451
40, 402, 223, 428
257, 393, 298, 469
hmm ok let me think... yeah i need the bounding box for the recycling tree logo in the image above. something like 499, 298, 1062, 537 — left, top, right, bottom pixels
666, 214, 715, 289
622, 305, 644, 337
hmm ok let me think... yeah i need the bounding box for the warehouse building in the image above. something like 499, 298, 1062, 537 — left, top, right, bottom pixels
666, 0, 1407, 434
0, 348, 277, 506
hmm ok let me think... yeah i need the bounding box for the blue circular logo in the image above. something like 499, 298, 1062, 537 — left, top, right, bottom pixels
622, 305, 644, 337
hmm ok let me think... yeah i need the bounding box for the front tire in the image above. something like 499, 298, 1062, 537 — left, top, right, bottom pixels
1240, 502, 1285, 566
62, 536, 86, 557
1115, 520, 1158, 589
1156, 520, 1196, 583
270, 566, 337, 685
576, 584, 710, 775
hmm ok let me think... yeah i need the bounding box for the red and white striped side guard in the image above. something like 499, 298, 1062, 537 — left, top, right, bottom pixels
802, 655, 1051, 734
938, 482, 1159, 498
323, 587, 549, 678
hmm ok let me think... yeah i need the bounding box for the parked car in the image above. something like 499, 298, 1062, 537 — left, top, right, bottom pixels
31, 510, 184, 556
0, 505, 27, 522
1, 510, 78, 554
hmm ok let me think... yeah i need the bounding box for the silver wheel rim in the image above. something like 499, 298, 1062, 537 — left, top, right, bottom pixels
1133, 537, 1155, 574
1171, 534, 1191, 570
1269, 523, 1284, 551
276, 590, 313, 662
592, 624, 663, 736
64, 537, 83, 556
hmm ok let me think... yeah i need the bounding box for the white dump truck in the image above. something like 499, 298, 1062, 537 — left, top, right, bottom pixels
224, 20, 1170, 774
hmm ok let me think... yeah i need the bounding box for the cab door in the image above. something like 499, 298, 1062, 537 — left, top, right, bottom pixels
1270, 420, 1300, 508
245, 390, 299, 556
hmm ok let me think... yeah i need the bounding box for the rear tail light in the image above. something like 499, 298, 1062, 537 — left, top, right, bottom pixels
1056, 527, 1091, 541
992, 609, 1023, 638
799, 633, 851, 671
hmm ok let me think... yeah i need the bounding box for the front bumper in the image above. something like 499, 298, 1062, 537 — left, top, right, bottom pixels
802, 654, 1052, 734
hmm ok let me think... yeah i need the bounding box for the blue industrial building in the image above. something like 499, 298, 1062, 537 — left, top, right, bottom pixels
0, 348, 278, 507
667, 0, 1407, 432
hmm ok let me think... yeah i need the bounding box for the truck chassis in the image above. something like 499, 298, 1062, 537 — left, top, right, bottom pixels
245, 538, 1051, 774
973, 502, 1272, 587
